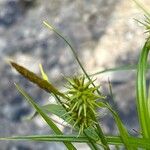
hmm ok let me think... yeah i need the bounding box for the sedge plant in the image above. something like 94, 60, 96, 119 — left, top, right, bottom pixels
0, 0, 150, 149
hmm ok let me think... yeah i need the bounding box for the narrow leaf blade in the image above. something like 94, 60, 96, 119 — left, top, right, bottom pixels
15, 83, 76, 150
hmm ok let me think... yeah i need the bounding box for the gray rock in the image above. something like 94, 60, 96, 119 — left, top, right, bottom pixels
1, 0, 149, 149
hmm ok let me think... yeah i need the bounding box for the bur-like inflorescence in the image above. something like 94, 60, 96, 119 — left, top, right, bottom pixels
141, 15, 150, 36
143, 15, 150, 46
133, 0, 150, 36
135, 15, 150, 37
64, 76, 105, 134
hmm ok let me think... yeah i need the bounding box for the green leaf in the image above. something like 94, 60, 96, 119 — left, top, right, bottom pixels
0, 135, 89, 143
106, 136, 150, 149
30, 104, 74, 125
98, 102, 133, 150
132, 0, 150, 17
90, 65, 137, 76
31, 104, 100, 142
136, 40, 150, 138
84, 127, 100, 142
1, 135, 150, 149
15, 83, 76, 150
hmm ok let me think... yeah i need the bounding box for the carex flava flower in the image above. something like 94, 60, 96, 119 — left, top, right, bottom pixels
138, 15, 150, 37
64, 76, 105, 134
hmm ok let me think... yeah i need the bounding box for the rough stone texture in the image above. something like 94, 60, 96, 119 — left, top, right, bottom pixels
0, 0, 150, 149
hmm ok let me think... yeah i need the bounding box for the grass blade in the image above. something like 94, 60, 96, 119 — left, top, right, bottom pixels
0, 135, 89, 143
132, 0, 150, 17
136, 40, 150, 138
106, 136, 150, 149
1, 135, 150, 149
90, 64, 150, 76
98, 102, 133, 150
43, 21, 89, 81
90, 65, 137, 76
32, 104, 75, 126
15, 83, 76, 150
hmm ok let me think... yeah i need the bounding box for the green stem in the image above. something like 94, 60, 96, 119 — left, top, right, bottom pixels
1, 135, 150, 149
43, 21, 101, 95
55, 91, 99, 150
91, 112, 110, 150
136, 39, 150, 138
84, 132, 100, 150
43, 21, 108, 149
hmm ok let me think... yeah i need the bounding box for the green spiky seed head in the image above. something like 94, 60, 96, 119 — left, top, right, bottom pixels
140, 15, 150, 37
64, 76, 105, 134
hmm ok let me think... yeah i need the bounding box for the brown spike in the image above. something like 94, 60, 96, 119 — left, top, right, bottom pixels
10, 61, 66, 99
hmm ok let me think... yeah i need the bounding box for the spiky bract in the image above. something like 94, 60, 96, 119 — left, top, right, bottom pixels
64, 76, 105, 134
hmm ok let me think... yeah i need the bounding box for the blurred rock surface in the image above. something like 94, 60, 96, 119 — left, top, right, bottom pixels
0, 0, 150, 149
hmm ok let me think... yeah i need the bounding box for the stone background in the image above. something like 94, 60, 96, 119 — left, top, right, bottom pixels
0, 0, 150, 149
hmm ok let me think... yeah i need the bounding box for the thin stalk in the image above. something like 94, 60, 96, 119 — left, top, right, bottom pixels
84, 132, 100, 150
43, 21, 101, 94
1, 135, 150, 149
90, 112, 110, 150
90, 65, 137, 76
43, 21, 110, 149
